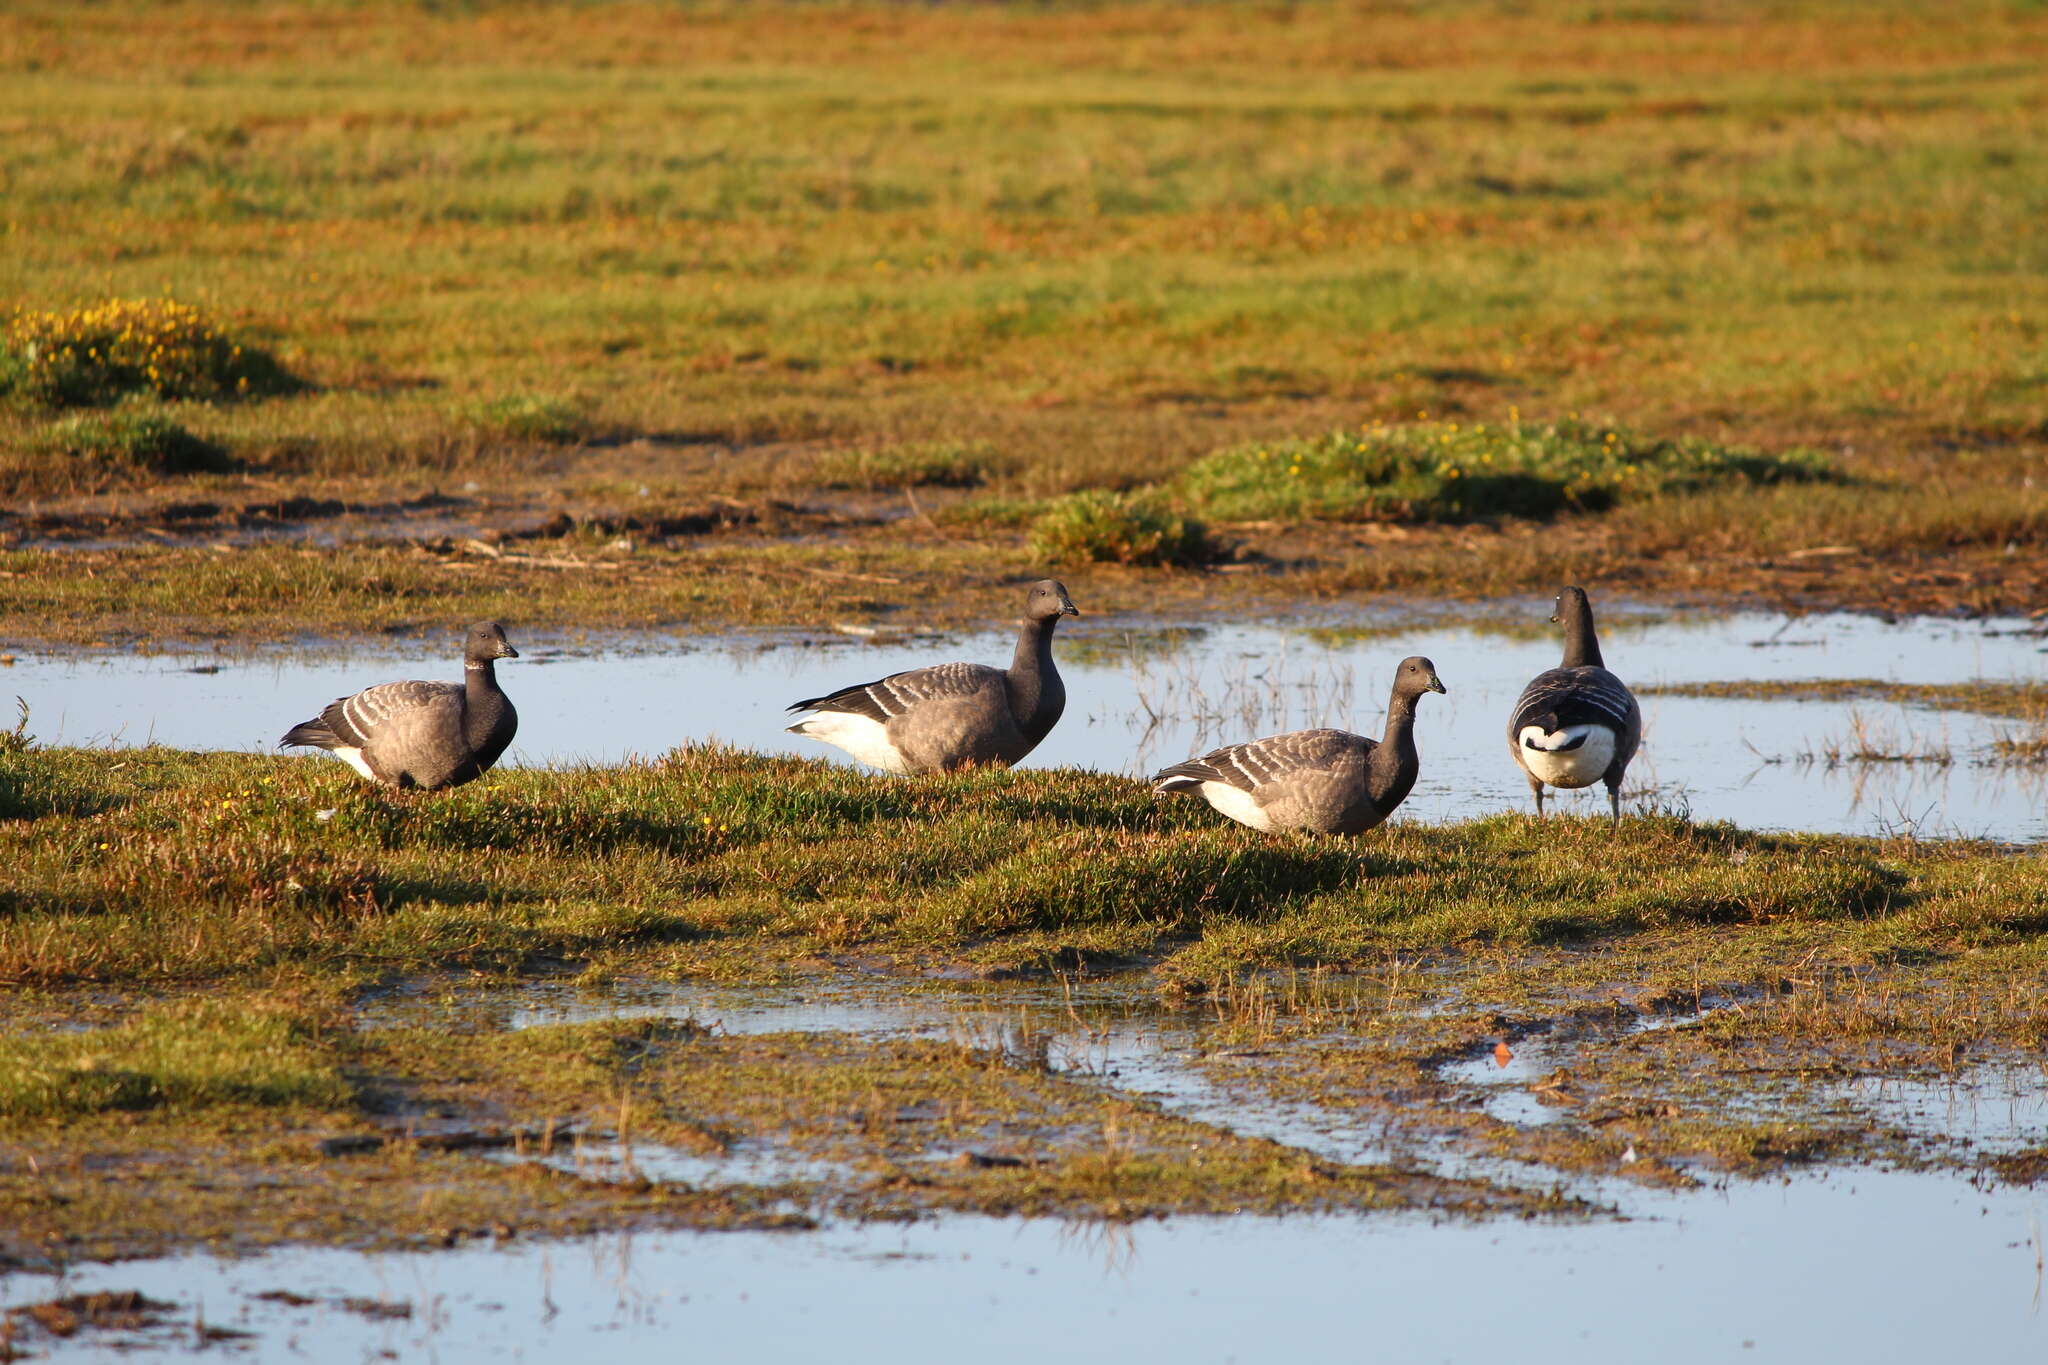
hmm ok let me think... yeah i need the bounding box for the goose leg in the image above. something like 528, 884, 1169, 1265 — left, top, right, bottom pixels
1604, 776, 1622, 825
1527, 774, 1547, 816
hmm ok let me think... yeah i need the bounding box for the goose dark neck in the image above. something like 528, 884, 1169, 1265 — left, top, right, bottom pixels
1559, 596, 1605, 669
1367, 688, 1422, 809
463, 659, 511, 743
1005, 614, 1066, 744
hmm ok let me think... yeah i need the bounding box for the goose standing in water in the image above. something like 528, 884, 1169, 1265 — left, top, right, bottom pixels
786, 579, 1079, 773
281, 621, 519, 790
1508, 586, 1640, 821
1153, 656, 1447, 835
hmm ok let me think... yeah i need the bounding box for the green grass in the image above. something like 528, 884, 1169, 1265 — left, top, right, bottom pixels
4, 741, 2044, 988
461, 392, 598, 445
1177, 417, 1839, 524
34, 409, 227, 475
1026, 488, 1217, 566
0, 998, 352, 1118
4, 3, 2048, 1258
810, 439, 1009, 490
0, 1, 2039, 505
0, 996, 1550, 1262
0, 0, 2042, 630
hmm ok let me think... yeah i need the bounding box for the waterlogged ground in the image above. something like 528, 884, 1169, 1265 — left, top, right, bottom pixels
7, 607, 2048, 1362
8, 607, 2045, 839
9, 975, 2048, 1362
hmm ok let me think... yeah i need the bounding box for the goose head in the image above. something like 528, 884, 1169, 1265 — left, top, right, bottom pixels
465, 621, 520, 663
1025, 579, 1081, 622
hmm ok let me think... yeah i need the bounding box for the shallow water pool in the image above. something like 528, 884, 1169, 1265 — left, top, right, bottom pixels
7, 1157, 2045, 1363
8, 607, 2043, 839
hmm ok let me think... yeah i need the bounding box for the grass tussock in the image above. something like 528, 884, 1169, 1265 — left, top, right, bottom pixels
0, 998, 351, 1119
461, 393, 598, 445
1179, 418, 1839, 525
1027, 489, 1218, 568
35, 409, 228, 475
810, 439, 1010, 490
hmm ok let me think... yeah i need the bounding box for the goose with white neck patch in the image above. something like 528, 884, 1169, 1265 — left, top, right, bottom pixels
786, 579, 1079, 773
1153, 656, 1447, 835
280, 621, 520, 790
1508, 586, 1641, 821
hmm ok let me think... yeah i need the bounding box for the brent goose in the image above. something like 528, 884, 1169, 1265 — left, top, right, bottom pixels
1508, 586, 1640, 821
1153, 656, 1447, 835
786, 579, 1079, 773
280, 621, 519, 790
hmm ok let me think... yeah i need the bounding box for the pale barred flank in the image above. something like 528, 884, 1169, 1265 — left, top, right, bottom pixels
793, 661, 1003, 726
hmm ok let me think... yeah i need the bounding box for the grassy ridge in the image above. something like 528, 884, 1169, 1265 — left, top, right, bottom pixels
4, 742, 2043, 990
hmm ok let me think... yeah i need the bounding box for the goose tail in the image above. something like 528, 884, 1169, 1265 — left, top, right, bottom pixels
280, 718, 340, 750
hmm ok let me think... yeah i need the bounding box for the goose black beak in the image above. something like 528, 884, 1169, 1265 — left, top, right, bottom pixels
1059, 597, 1080, 617
1428, 677, 1448, 695
498, 644, 520, 660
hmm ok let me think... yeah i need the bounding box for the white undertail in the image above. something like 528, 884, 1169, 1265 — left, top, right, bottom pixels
1517, 724, 1617, 789
1194, 781, 1276, 833
332, 746, 377, 782
788, 713, 915, 775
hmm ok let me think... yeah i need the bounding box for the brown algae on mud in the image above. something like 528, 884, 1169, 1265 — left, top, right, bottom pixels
6, 486, 2048, 654
1640, 677, 2048, 726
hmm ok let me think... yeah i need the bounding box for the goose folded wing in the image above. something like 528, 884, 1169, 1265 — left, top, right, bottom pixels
788, 661, 1004, 723
1512, 668, 1636, 733
324, 680, 462, 747
1156, 728, 1365, 792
